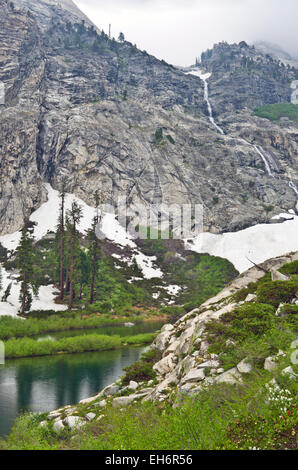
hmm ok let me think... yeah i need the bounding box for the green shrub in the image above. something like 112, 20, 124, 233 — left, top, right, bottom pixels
257, 279, 298, 308
279, 260, 298, 275
121, 348, 161, 385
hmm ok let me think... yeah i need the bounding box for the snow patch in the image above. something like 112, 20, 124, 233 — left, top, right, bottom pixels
0, 184, 163, 316
186, 215, 298, 273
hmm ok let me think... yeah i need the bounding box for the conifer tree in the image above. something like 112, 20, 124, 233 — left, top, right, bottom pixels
118, 32, 125, 42
88, 190, 102, 304
59, 179, 67, 300
16, 224, 39, 315
66, 202, 83, 310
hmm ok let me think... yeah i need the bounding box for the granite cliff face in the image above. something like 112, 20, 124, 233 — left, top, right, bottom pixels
0, 0, 297, 236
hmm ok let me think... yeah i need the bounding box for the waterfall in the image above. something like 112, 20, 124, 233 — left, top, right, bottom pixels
289, 181, 298, 211
186, 68, 297, 213
253, 145, 274, 177
187, 69, 224, 135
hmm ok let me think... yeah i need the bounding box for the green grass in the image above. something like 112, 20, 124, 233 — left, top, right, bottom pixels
4, 334, 122, 358
0, 313, 159, 341
122, 333, 157, 345
3, 332, 159, 359
253, 103, 298, 123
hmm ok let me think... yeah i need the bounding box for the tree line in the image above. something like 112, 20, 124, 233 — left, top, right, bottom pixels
1, 181, 104, 316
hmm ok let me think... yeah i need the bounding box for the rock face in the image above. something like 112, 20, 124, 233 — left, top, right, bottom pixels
0, 1, 297, 236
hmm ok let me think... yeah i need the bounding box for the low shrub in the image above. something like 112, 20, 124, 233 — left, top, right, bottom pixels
121, 348, 161, 385
257, 279, 298, 308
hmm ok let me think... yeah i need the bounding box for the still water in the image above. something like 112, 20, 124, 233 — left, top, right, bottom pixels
0, 346, 146, 437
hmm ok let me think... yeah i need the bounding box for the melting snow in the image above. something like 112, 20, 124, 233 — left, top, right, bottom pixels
163, 285, 182, 296
186, 215, 298, 273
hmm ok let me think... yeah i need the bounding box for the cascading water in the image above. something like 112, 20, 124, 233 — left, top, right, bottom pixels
187, 69, 224, 135
289, 181, 298, 210
186, 68, 297, 213
254, 145, 274, 177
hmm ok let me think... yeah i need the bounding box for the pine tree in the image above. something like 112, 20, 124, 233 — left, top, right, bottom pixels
16, 224, 39, 315
59, 179, 67, 300
66, 202, 83, 310
88, 190, 102, 304
118, 32, 125, 42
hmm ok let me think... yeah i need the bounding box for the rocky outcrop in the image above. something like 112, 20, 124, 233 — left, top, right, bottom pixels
0, 2, 297, 236
38, 251, 298, 431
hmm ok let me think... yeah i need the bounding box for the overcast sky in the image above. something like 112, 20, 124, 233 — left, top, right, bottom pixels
74, 0, 298, 66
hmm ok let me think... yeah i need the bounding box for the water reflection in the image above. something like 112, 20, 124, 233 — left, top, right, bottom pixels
0, 346, 145, 437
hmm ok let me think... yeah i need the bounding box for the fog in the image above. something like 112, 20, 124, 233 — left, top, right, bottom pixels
74, 0, 298, 66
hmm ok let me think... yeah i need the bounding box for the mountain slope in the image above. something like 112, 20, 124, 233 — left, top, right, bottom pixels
0, 0, 297, 238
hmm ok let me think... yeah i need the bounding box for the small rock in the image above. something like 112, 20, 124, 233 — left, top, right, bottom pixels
182, 368, 205, 384
112, 396, 136, 408
39, 421, 47, 428
85, 412, 96, 422
128, 380, 138, 391
64, 416, 85, 429
264, 356, 278, 371
215, 367, 242, 385
196, 359, 220, 369
153, 354, 176, 375
100, 383, 120, 397
53, 419, 64, 432
282, 366, 297, 380
270, 268, 289, 282
245, 294, 257, 302
237, 359, 253, 374
200, 341, 209, 354
48, 411, 61, 421
79, 394, 100, 405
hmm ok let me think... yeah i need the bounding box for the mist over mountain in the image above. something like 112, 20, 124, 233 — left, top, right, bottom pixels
74, 0, 298, 66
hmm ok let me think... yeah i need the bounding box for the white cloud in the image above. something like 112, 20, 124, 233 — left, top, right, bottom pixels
74, 0, 298, 65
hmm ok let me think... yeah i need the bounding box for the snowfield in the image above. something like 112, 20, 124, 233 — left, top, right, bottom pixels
185, 214, 298, 273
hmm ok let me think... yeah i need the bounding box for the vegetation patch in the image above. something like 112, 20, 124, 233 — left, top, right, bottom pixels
121, 348, 162, 385
253, 103, 298, 123
256, 278, 298, 308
